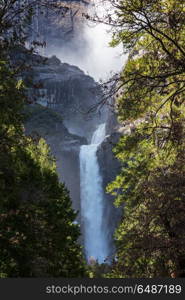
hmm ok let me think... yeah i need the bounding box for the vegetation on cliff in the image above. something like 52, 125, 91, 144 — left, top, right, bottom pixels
107, 0, 185, 277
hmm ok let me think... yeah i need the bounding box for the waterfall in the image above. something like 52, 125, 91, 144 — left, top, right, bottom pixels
80, 123, 109, 263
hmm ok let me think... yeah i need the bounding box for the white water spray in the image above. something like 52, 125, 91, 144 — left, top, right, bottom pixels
46, 0, 127, 80
80, 123, 109, 263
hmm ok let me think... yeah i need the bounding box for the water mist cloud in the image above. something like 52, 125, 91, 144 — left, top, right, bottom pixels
45, 1, 127, 81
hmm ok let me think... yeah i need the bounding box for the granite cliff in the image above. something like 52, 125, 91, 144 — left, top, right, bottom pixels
24, 54, 121, 256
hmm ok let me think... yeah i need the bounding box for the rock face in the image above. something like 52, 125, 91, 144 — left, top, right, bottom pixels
25, 104, 87, 217
97, 131, 122, 255
25, 55, 105, 141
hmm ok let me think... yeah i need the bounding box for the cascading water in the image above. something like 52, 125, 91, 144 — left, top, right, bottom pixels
80, 123, 109, 263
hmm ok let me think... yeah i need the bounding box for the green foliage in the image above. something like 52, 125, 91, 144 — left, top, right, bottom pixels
23, 104, 64, 136
0, 0, 86, 278
0, 62, 86, 277
108, 129, 185, 277
107, 0, 185, 278
87, 262, 112, 278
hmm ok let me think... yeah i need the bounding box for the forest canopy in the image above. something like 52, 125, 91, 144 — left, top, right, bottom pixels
106, 0, 185, 278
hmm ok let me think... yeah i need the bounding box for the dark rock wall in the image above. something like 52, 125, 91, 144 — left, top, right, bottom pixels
25, 56, 105, 140
25, 104, 87, 218
97, 132, 122, 257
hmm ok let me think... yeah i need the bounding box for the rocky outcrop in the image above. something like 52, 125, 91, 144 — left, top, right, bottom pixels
105, 109, 119, 135
25, 104, 87, 216
24, 54, 105, 141
97, 131, 122, 256
97, 132, 121, 189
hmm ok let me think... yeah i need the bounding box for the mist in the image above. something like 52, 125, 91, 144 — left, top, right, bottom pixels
45, 1, 128, 81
